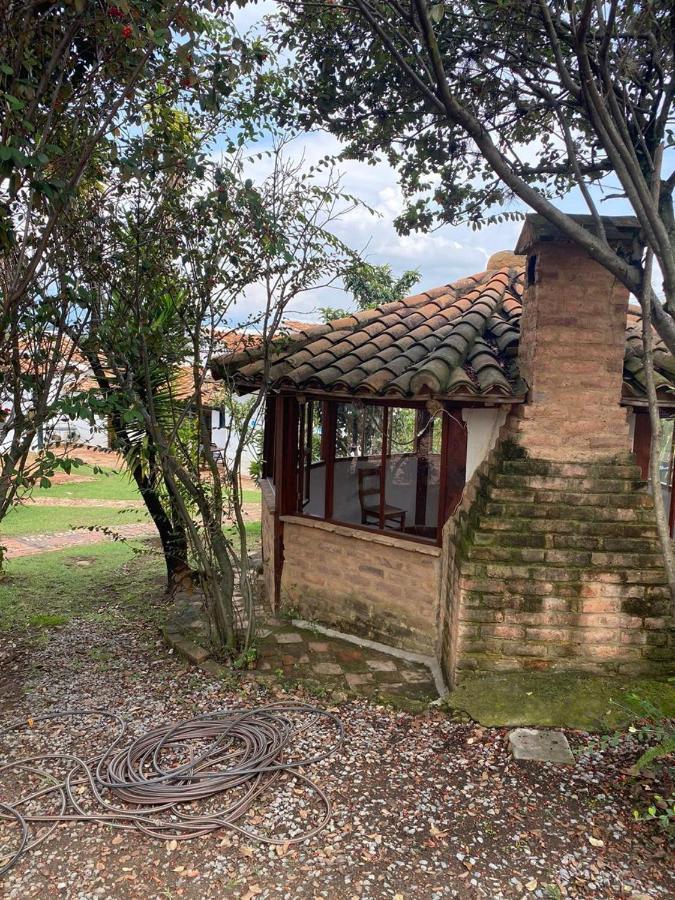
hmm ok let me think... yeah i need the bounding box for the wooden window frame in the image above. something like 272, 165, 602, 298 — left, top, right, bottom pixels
284, 395, 467, 546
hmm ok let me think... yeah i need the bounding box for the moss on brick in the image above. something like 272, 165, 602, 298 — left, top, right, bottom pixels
521, 595, 544, 613
443, 445, 672, 683
444, 671, 675, 731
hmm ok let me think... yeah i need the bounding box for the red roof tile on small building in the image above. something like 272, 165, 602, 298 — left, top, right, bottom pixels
212, 267, 525, 400
211, 268, 675, 404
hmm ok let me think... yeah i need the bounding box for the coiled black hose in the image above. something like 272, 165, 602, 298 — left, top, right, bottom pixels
0, 703, 344, 876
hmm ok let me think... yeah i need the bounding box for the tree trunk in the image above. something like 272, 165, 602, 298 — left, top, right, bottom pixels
130, 463, 191, 593
642, 293, 675, 616
640, 145, 675, 615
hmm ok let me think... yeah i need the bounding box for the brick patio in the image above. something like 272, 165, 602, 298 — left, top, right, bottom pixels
165, 599, 439, 705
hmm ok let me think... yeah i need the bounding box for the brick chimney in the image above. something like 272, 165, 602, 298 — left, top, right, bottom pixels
511, 214, 640, 461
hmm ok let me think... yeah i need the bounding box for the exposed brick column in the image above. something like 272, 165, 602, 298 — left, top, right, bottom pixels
513, 241, 631, 461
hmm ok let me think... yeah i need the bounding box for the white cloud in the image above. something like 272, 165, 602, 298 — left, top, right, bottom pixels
229, 131, 524, 326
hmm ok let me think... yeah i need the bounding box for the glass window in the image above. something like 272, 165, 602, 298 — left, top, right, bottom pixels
658, 417, 674, 534
299, 400, 326, 518
330, 402, 441, 540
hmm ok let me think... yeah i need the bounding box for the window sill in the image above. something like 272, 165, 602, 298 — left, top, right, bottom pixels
279, 515, 441, 556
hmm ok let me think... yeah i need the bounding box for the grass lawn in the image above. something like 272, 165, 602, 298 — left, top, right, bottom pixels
37, 465, 142, 501
0, 541, 166, 632
1, 504, 148, 536
33, 466, 261, 505
0, 467, 261, 537
227, 520, 261, 540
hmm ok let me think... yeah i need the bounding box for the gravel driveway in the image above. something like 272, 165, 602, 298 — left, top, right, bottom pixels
0, 615, 672, 900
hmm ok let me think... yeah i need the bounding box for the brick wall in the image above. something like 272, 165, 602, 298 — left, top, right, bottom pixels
514, 242, 631, 460
279, 516, 440, 654
438, 439, 675, 684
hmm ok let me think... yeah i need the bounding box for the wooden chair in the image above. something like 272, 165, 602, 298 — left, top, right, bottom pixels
357, 465, 406, 531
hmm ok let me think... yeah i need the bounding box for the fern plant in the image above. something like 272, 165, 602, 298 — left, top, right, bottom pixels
604, 690, 675, 835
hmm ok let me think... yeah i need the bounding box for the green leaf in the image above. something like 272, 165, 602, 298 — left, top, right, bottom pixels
429, 4, 445, 24
632, 736, 675, 773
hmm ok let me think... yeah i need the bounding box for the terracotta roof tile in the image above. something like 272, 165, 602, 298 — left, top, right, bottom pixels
623, 308, 675, 399
211, 269, 675, 403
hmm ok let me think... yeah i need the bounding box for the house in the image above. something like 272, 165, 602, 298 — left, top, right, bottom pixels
1, 330, 264, 469
212, 215, 675, 687
0, 335, 112, 452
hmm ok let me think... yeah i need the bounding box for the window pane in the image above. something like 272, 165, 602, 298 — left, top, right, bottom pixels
310, 402, 323, 463
302, 401, 327, 518
658, 417, 674, 534
333, 403, 383, 526
331, 403, 439, 540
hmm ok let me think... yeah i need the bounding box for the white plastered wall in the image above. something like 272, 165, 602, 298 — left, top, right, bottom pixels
462, 407, 509, 480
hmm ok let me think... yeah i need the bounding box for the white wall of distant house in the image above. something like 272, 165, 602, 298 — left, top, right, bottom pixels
0, 414, 110, 453
210, 396, 260, 475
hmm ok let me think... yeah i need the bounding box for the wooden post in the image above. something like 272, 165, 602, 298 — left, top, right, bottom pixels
271, 395, 299, 609
633, 411, 651, 480
438, 408, 467, 536
379, 406, 389, 530
262, 396, 276, 480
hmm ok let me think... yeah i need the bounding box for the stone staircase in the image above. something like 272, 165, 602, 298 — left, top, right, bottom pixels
444, 451, 674, 680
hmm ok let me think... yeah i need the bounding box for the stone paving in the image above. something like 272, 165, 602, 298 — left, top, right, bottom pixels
3, 503, 259, 558
165, 595, 439, 706
258, 618, 438, 702
2, 523, 158, 559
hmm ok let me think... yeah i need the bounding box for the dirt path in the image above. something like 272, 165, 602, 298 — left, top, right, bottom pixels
2, 502, 261, 559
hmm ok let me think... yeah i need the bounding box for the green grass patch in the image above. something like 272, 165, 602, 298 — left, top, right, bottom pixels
225, 521, 261, 541
0, 540, 166, 632
242, 489, 261, 503
28, 613, 70, 629
0, 504, 148, 536
35, 465, 140, 501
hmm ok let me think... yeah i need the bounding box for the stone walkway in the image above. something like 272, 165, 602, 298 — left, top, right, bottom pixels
166, 597, 439, 706
25, 497, 146, 508
258, 619, 439, 703
2, 503, 260, 559
2, 523, 157, 559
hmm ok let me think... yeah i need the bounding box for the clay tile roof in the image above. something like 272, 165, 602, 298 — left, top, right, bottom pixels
212, 268, 527, 400
623, 305, 675, 400
211, 271, 675, 403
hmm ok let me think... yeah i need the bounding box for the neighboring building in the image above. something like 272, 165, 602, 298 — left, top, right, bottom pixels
212, 214, 675, 687
0, 336, 111, 453
1, 329, 268, 471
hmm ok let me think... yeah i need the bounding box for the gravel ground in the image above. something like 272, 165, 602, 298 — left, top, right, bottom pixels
0, 615, 672, 900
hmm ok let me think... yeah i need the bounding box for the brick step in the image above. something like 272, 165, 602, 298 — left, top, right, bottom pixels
489, 487, 653, 508
460, 561, 669, 584
478, 517, 658, 539
472, 531, 661, 554
459, 576, 671, 603
484, 501, 655, 522
491, 474, 646, 494
467, 544, 664, 569
500, 460, 643, 480
458, 599, 664, 629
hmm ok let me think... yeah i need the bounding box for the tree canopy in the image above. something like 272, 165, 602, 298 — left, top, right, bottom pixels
274, 1, 675, 346
319, 261, 418, 321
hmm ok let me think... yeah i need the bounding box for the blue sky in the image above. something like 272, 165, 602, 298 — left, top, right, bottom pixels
227, 2, 669, 327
